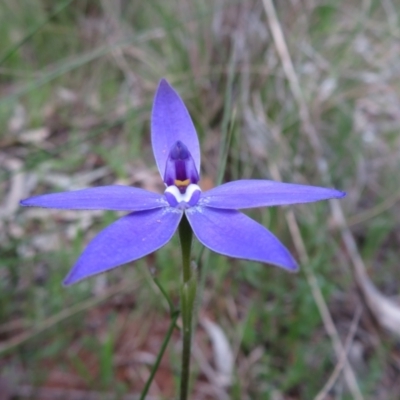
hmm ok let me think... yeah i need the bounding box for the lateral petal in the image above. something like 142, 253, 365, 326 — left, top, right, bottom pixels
63, 207, 183, 285
186, 207, 298, 271
200, 179, 345, 209
20, 185, 168, 211
151, 79, 200, 179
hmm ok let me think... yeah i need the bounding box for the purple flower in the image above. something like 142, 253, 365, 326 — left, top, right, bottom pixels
20, 79, 345, 285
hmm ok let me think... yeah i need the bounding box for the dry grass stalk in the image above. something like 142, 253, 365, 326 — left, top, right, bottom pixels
262, 0, 366, 398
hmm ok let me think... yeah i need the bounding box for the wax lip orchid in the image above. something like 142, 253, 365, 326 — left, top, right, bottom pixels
20, 79, 345, 285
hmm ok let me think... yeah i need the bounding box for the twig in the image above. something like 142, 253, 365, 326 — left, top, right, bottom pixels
314, 306, 363, 400
262, 1, 364, 399
263, 0, 400, 379
268, 163, 364, 400
347, 188, 400, 226
263, 0, 400, 339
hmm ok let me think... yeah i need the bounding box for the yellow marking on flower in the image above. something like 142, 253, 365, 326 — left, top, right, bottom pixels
174, 179, 190, 187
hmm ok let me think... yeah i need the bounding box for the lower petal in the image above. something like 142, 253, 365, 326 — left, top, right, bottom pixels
64, 207, 183, 285
186, 207, 298, 271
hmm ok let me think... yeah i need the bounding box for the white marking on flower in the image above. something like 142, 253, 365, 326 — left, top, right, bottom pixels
160, 207, 182, 216
164, 184, 201, 204
156, 197, 169, 205
198, 196, 210, 205
186, 205, 205, 214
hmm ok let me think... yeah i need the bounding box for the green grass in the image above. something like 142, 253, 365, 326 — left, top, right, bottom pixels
1, 0, 400, 398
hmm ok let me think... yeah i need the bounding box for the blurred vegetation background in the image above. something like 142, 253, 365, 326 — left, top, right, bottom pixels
1, 0, 400, 399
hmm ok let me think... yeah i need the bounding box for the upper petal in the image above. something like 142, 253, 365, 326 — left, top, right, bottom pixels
63, 207, 183, 285
186, 206, 298, 271
200, 179, 345, 209
151, 79, 200, 178
20, 185, 168, 211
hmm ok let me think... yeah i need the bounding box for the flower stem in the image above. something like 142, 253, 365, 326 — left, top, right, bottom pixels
178, 215, 197, 400
139, 277, 179, 400
139, 309, 180, 400
179, 214, 193, 283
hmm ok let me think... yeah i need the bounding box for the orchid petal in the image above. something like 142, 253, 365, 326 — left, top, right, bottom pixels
200, 180, 345, 209
151, 79, 200, 178
20, 186, 168, 211
63, 207, 182, 285
186, 207, 298, 271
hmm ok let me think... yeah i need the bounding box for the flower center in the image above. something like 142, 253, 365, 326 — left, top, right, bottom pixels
164, 141, 199, 193
164, 183, 201, 209
163, 141, 201, 209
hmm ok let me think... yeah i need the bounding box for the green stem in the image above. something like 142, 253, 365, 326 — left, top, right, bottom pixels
153, 277, 176, 318
178, 215, 197, 400
179, 214, 193, 283
139, 309, 180, 400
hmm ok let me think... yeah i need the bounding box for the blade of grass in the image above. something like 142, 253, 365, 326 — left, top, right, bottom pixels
0, 0, 76, 67
0, 280, 137, 356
